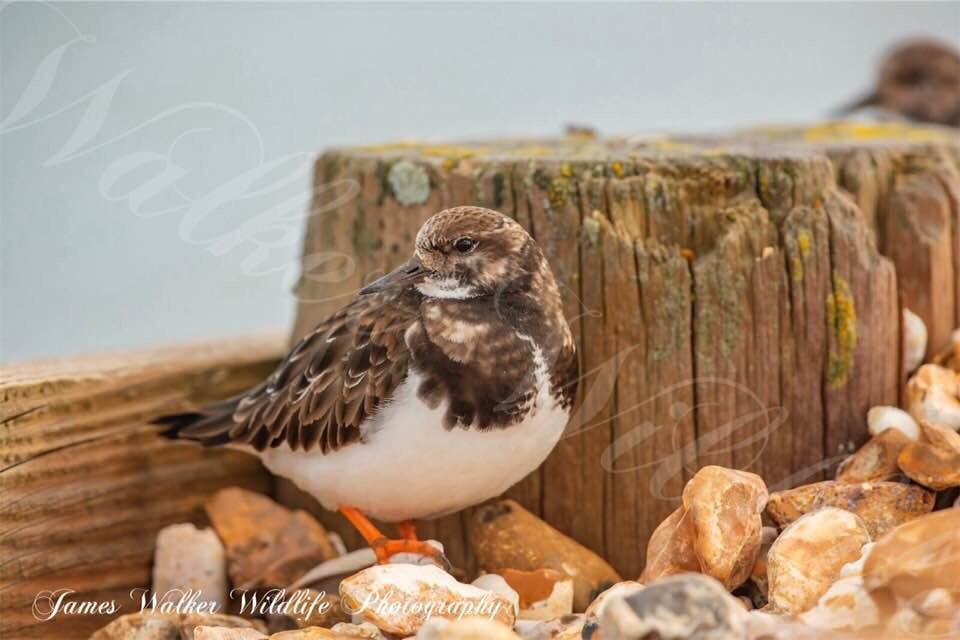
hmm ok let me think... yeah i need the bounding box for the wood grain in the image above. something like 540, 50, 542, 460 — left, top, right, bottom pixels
4, 125, 954, 639
0, 335, 285, 639
290, 124, 958, 578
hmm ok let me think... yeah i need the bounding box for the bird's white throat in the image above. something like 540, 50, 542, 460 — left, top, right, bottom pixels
416, 277, 479, 300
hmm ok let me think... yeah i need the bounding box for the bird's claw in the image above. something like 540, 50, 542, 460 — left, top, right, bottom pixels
372, 537, 452, 572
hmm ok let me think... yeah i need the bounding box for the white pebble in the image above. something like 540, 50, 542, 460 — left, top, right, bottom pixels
471, 573, 520, 616
867, 406, 920, 441
902, 308, 928, 374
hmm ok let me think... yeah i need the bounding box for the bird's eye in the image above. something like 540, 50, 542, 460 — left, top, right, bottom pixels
895, 68, 926, 87
453, 237, 477, 253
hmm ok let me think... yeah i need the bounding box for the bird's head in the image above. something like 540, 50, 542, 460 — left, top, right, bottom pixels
857, 40, 960, 127
360, 206, 545, 299
879, 41, 960, 127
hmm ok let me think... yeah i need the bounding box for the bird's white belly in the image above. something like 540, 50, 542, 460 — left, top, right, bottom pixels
257, 371, 569, 522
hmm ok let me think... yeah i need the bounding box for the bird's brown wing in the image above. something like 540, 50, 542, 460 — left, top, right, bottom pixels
160, 291, 417, 453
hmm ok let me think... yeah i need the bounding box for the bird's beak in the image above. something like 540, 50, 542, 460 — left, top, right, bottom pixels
359, 255, 430, 295
834, 90, 880, 116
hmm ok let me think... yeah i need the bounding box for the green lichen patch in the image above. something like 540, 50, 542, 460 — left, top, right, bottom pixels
582, 216, 600, 246
548, 168, 574, 210
387, 160, 430, 206
692, 257, 746, 374
826, 273, 858, 388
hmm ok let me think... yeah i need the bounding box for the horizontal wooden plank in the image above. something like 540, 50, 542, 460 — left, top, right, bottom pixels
0, 334, 285, 639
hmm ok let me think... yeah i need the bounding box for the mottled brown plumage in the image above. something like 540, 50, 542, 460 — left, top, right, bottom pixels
843, 39, 960, 127
161, 206, 577, 455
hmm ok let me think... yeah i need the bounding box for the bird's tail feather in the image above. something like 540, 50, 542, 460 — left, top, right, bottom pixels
155, 397, 240, 447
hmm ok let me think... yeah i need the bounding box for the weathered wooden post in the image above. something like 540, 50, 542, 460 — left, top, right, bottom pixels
288, 123, 958, 578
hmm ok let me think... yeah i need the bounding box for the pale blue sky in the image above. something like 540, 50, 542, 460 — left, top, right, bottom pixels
3, 2, 958, 361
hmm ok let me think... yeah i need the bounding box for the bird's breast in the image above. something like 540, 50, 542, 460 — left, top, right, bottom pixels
256, 369, 570, 521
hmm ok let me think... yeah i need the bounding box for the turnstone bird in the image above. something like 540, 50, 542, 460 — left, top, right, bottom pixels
161, 206, 578, 565
840, 39, 960, 127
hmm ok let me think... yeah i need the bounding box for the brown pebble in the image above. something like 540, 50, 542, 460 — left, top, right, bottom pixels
863, 508, 960, 609
765, 480, 934, 539
898, 420, 960, 490
499, 568, 573, 620
193, 627, 266, 640
766, 508, 871, 614
682, 466, 768, 590
180, 614, 266, 640
835, 429, 911, 483
639, 507, 700, 584
267, 589, 349, 632
205, 488, 337, 589
270, 627, 371, 639
88, 612, 180, 640
468, 499, 621, 612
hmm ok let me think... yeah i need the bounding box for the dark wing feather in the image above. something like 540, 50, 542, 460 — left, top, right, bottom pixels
159, 291, 417, 453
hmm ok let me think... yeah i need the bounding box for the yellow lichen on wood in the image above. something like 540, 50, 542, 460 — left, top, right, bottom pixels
827, 274, 858, 388
359, 140, 490, 159
791, 230, 813, 283
803, 121, 952, 144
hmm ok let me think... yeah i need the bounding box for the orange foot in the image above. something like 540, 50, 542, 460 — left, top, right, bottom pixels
339, 506, 451, 570
396, 520, 418, 541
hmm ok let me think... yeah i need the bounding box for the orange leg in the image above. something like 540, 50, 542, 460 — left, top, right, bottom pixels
396, 520, 418, 541
339, 507, 448, 569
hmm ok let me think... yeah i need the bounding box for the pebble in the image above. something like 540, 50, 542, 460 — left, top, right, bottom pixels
180, 614, 267, 640
885, 605, 960, 639
902, 308, 928, 373
906, 364, 960, 431
897, 419, 960, 490
798, 544, 878, 630
468, 499, 621, 611
765, 480, 934, 538
193, 628, 266, 640
598, 573, 746, 640
766, 508, 871, 614
835, 428, 911, 483
269, 629, 366, 639
89, 612, 272, 640
287, 548, 376, 593
863, 508, 960, 608
415, 617, 521, 639
640, 466, 767, 591
338, 563, 515, 636
932, 328, 960, 372
866, 405, 920, 441
497, 568, 573, 620
328, 622, 387, 638
152, 523, 228, 612
470, 573, 519, 617
747, 526, 778, 603
639, 507, 699, 584
265, 589, 350, 632
514, 614, 584, 639
681, 466, 769, 590
88, 612, 180, 640
744, 610, 823, 640
205, 488, 338, 589
584, 581, 644, 621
